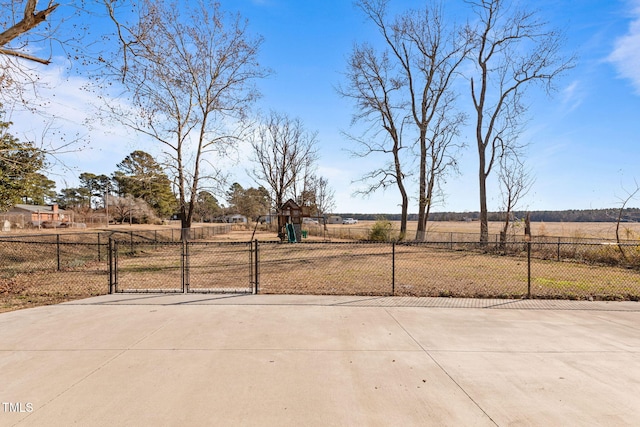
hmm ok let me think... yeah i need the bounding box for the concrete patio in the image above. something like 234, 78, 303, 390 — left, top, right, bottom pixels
2, 294, 640, 426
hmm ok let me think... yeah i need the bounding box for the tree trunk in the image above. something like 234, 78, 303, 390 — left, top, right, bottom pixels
394, 140, 408, 241
500, 213, 510, 247
479, 157, 489, 244
398, 183, 408, 241
415, 127, 426, 241
180, 208, 191, 242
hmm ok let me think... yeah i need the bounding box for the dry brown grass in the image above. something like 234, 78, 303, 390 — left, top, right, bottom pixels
256, 243, 640, 300
316, 220, 640, 241
0, 266, 107, 313
4, 221, 640, 314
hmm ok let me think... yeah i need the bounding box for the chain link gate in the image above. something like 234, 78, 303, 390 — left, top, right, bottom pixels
108, 239, 256, 294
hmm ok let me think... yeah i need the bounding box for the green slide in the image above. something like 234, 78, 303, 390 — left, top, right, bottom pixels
286, 223, 297, 243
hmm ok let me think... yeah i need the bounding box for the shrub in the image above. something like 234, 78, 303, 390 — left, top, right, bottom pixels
368, 217, 394, 241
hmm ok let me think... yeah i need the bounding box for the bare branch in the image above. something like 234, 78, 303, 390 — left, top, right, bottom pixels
466, 0, 575, 243
97, 0, 268, 236
249, 111, 319, 211
0, 1, 59, 45
0, 0, 59, 63
345, 0, 469, 240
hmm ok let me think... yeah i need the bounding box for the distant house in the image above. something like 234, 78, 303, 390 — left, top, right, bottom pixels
327, 215, 342, 224
7, 204, 69, 226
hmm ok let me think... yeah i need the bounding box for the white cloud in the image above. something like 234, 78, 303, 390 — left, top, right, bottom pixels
608, 2, 640, 94
559, 80, 584, 112
6, 61, 150, 188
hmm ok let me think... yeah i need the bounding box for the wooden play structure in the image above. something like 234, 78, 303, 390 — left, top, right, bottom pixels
277, 199, 311, 242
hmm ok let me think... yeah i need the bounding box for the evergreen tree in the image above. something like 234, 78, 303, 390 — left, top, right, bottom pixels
113, 151, 176, 218
56, 187, 91, 210
226, 183, 245, 214
79, 172, 111, 208
20, 173, 56, 205
0, 115, 45, 211
194, 191, 222, 222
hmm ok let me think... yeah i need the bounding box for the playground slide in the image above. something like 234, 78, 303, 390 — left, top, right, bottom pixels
286, 223, 297, 243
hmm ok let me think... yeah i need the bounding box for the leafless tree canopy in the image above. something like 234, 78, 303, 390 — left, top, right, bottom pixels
498, 153, 533, 244
100, 0, 268, 237
312, 175, 336, 218
249, 111, 319, 211
107, 194, 159, 225
0, 0, 59, 106
0, 0, 59, 64
466, 0, 575, 243
342, 0, 469, 240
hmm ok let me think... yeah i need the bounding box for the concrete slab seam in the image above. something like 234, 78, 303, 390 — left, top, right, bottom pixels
383, 308, 499, 426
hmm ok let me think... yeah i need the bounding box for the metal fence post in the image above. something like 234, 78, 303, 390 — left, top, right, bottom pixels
108, 238, 118, 294
557, 237, 561, 262
527, 241, 532, 299
254, 239, 259, 294
108, 238, 113, 294
97, 233, 101, 262
182, 241, 189, 293
56, 234, 61, 271
391, 241, 395, 296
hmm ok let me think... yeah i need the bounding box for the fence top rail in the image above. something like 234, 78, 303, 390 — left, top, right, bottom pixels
258, 240, 394, 245
0, 239, 104, 245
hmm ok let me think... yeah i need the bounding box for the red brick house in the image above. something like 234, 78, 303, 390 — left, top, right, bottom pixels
7, 204, 69, 226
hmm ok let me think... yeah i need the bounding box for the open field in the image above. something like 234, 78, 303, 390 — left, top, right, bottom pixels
3, 220, 640, 241
313, 220, 640, 241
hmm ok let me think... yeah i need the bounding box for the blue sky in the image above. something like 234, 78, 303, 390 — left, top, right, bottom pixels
7, 0, 640, 214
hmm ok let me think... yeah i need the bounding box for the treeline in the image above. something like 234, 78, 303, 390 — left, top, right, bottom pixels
337, 209, 640, 223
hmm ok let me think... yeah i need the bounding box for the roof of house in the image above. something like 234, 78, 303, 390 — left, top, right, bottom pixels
10, 204, 65, 213
281, 199, 300, 210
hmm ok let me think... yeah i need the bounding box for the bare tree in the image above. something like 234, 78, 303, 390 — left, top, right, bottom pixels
297, 174, 336, 224
312, 175, 336, 219
466, 0, 574, 243
101, 0, 268, 240
0, 0, 59, 63
0, 0, 65, 106
498, 153, 533, 245
1, 0, 87, 164
108, 194, 159, 225
339, 41, 410, 238
345, 0, 469, 241
249, 111, 318, 211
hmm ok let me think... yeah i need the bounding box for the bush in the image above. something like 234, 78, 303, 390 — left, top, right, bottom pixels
368, 218, 394, 241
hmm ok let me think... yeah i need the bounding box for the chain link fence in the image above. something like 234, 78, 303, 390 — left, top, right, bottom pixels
110, 241, 253, 294
257, 241, 393, 295
302, 223, 640, 245
255, 241, 640, 300
0, 238, 107, 312
106, 240, 640, 300
0, 225, 232, 312
3, 234, 640, 313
